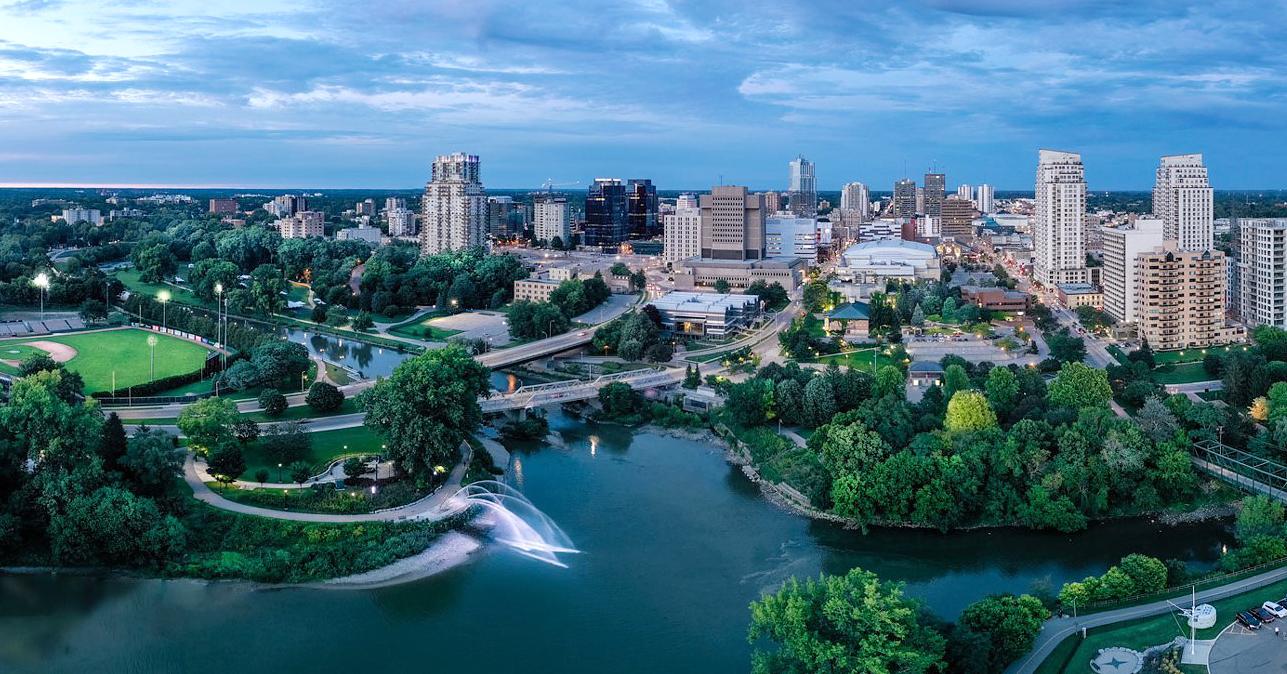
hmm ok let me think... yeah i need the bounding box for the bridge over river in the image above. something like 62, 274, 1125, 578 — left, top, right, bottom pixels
1190, 439, 1287, 502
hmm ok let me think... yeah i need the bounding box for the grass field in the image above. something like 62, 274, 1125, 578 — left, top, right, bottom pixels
115, 269, 211, 310
804, 348, 905, 373
0, 328, 214, 393
1034, 576, 1287, 674
1149, 361, 1217, 385
387, 314, 462, 341
241, 426, 385, 479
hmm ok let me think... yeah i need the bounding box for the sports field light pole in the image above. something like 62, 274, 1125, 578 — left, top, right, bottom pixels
32, 272, 50, 321
157, 290, 170, 332
147, 334, 157, 383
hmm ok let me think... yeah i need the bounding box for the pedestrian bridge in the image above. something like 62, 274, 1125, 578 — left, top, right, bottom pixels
479, 367, 688, 412
1190, 439, 1287, 502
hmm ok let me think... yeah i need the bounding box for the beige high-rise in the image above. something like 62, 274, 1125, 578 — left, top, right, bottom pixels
1135, 245, 1237, 350
699, 186, 765, 260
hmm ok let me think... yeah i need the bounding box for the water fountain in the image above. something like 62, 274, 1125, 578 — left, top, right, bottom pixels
447, 480, 580, 567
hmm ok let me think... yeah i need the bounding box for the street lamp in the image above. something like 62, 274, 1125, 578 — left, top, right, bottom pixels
278, 462, 283, 483
146, 334, 157, 382
32, 272, 50, 321
157, 289, 171, 331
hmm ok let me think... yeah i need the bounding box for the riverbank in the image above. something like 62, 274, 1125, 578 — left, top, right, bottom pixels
317, 531, 484, 590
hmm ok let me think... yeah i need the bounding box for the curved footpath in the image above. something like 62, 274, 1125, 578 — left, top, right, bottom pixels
1005, 564, 1287, 673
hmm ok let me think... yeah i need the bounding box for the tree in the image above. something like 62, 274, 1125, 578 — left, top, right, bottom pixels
258, 388, 288, 417
945, 392, 998, 433
1047, 362, 1112, 410
121, 429, 184, 497
748, 568, 946, 674
1046, 331, 1086, 363
985, 366, 1019, 411
176, 396, 239, 452
598, 381, 643, 417
1236, 495, 1286, 544
803, 376, 837, 428
1136, 396, 1179, 442
1251, 396, 1270, 422
958, 594, 1049, 670
802, 280, 832, 313
17, 354, 84, 403
351, 311, 374, 331
358, 346, 490, 480
99, 412, 128, 474
714, 279, 730, 294
343, 457, 367, 480
1267, 382, 1287, 426
260, 422, 311, 464
1, 369, 102, 469
289, 460, 312, 486
306, 381, 345, 412
207, 442, 246, 488
1117, 554, 1168, 594
943, 364, 970, 401
254, 468, 270, 485
325, 304, 350, 327
910, 304, 925, 327
230, 418, 260, 445
683, 364, 701, 389
818, 419, 890, 477
746, 281, 790, 311
250, 341, 310, 388
79, 299, 109, 323
874, 365, 905, 400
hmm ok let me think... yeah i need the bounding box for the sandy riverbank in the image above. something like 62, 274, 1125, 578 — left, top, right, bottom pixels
315, 531, 483, 590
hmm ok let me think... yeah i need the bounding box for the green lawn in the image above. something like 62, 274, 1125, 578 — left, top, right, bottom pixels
1149, 361, 1217, 385
287, 282, 311, 305
1152, 344, 1241, 364
0, 328, 213, 393
1035, 576, 1287, 674
387, 315, 463, 340
241, 426, 385, 479
804, 348, 905, 373
115, 269, 211, 310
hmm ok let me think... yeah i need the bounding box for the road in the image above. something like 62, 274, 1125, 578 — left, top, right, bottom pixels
1005, 564, 1287, 673
1167, 379, 1223, 394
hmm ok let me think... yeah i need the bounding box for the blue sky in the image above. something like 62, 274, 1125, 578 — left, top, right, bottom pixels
0, 0, 1284, 190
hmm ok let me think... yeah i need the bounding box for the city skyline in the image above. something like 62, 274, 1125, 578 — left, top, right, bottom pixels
1, 1, 1286, 189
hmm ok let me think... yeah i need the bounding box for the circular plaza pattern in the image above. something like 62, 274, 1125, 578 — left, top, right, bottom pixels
1090, 647, 1142, 673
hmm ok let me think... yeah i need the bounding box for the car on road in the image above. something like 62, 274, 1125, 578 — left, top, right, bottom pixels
1236, 610, 1261, 629
1263, 601, 1287, 618
579, 331, 588, 336
1251, 606, 1276, 623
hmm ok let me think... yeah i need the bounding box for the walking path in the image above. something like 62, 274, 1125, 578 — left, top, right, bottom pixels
1005, 564, 1287, 673
194, 453, 395, 490
184, 444, 472, 523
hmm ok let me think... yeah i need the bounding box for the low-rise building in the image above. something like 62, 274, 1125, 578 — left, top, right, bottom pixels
836, 239, 940, 282
209, 198, 239, 215
959, 286, 1028, 311
1057, 283, 1103, 309
57, 208, 102, 226
674, 257, 806, 290
824, 302, 870, 337
908, 361, 943, 387
649, 291, 760, 337
513, 278, 564, 303
336, 226, 383, 244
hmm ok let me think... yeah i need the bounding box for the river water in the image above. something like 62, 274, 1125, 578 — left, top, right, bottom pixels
0, 412, 1234, 673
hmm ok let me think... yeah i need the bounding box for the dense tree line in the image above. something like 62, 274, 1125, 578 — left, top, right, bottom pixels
359, 245, 528, 316
590, 308, 674, 363
507, 274, 611, 340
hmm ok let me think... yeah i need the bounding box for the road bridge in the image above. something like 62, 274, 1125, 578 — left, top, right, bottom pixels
479, 367, 687, 412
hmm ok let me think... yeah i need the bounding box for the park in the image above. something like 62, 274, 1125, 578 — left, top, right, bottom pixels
0, 326, 216, 394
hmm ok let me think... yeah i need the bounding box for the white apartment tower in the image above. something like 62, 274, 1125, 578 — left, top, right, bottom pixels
533, 195, 571, 245
1033, 150, 1088, 286
840, 182, 870, 220
420, 152, 486, 255
977, 184, 995, 214
957, 185, 974, 203
664, 193, 701, 263
1153, 154, 1213, 252
1236, 219, 1287, 328
1101, 218, 1165, 323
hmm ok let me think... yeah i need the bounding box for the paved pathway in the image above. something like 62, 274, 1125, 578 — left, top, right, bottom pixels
184, 444, 472, 523
1005, 564, 1287, 673
194, 453, 395, 490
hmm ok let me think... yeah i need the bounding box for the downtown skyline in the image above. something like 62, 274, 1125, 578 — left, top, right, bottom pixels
1, 0, 1286, 189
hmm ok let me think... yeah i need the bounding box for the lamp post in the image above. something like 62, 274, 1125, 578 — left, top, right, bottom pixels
146, 334, 157, 382
32, 272, 50, 321
157, 290, 170, 332
278, 462, 283, 483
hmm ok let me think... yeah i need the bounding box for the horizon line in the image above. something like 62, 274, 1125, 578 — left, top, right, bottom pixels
1, 182, 1284, 193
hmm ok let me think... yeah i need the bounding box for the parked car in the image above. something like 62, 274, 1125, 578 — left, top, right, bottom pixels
1262, 601, 1287, 618
1236, 610, 1262, 629
1252, 606, 1276, 623
1277, 599, 1287, 612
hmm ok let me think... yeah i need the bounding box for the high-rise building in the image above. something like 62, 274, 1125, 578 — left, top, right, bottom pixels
533, 195, 571, 245
1101, 218, 1166, 323
355, 199, 376, 217
940, 197, 974, 241
1033, 149, 1088, 286
664, 193, 701, 263
893, 179, 917, 217
1236, 218, 1287, 328
760, 191, 783, 214
584, 178, 629, 248
976, 184, 995, 214
384, 197, 407, 213
840, 182, 870, 220
627, 179, 659, 238
923, 172, 945, 217
420, 152, 486, 255
487, 196, 517, 238
956, 185, 973, 203
699, 186, 765, 260
209, 198, 239, 215
387, 208, 416, 237
787, 156, 817, 217
1153, 154, 1214, 252
766, 215, 820, 259
1136, 246, 1237, 350
281, 210, 325, 239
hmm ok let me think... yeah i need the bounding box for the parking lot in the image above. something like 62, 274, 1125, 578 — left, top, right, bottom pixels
904, 333, 1040, 365
1208, 598, 1287, 673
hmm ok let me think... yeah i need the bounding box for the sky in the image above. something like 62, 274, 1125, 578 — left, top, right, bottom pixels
0, 0, 1284, 190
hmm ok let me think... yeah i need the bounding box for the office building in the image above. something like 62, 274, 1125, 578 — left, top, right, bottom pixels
956, 185, 973, 203
940, 197, 975, 241
534, 195, 571, 245
650, 291, 761, 338
209, 198, 239, 215
788, 156, 817, 217
420, 152, 486, 255
766, 215, 820, 259
1033, 149, 1088, 286
977, 184, 995, 214
385, 197, 407, 213
923, 172, 945, 217
355, 199, 376, 217
1101, 218, 1165, 323
1136, 246, 1238, 350
584, 178, 629, 248
512, 277, 564, 304
1153, 154, 1214, 252
663, 193, 701, 263
840, 182, 871, 220
336, 226, 382, 244
699, 185, 765, 260
1235, 218, 1287, 328
487, 196, 518, 239
267, 194, 307, 217
675, 257, 806, 290
627, 179, 659, 238
894, 179, 917, 217
58, 208, 102, 226
281, 211, 325, 239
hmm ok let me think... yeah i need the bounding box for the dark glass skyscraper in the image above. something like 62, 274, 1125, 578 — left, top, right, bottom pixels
584, 178, 628, 248
627, 178, 659, 237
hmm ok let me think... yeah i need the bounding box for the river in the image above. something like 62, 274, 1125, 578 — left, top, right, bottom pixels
0, 411, 1234, 673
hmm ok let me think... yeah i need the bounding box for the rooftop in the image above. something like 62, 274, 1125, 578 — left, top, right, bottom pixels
827, 302, 870, 320
1058, 283, 1099, 294
650, 291, 759, 313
